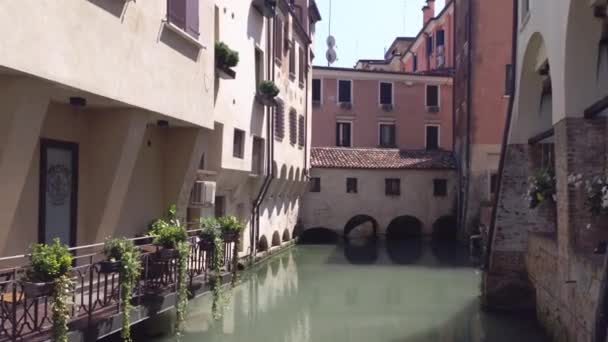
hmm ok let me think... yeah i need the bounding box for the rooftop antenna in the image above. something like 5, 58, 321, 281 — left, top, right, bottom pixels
326, 0, 337, 66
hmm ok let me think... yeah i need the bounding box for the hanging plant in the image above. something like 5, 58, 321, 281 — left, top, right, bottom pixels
526, 168, 556, 209
102, 238, 141, 342
174, 241, 191, 333
209, 230, 225, 320
149, 205, 188, 260
24, 239, 73, 342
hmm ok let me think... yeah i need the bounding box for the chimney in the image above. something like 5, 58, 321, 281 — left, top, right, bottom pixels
422, 0, 435, 25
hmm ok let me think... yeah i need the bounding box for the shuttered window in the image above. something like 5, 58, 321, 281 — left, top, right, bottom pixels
338, 80, 352, 103
275, 17, 283, 62
312, 79, 322, 102
289, 45, 296, 78
436, 30, 445, 47
336, 122, 352, 147
433, 179, 448, 197
167, 0, 199, 38
298, 115, 305, 147
426, 125, 439, 150
413, 55, 418, 72
427, 35, 434, 55
274, 100, 285, 140
310, 177, 321, 192
385, 179, 401, 196
289, 109, 297, 145
380, 82, 393, 105
379, 124, 396, 147
426, 85, 439, 106
298, 47, 305, 86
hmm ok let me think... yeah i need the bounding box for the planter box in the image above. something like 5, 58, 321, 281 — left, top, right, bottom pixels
157, 248, 180, 260
222, 231, 239, 243
199, 238, 215, 251
255, 94, 277, 107
99, 260, 122, 274
216, 65, 236, 79
252, 0, 276, 17
22, 280, 54, 298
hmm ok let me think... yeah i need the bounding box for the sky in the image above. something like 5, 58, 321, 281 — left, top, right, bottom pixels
312, 0, 446, 68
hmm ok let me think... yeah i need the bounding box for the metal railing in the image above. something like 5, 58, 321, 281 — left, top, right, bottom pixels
0, 231, 235, 341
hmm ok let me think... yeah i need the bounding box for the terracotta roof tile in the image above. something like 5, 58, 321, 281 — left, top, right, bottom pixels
311, 147, 456, 170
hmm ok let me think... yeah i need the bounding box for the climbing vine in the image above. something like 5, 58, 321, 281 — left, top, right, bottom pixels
175, 241, 191, 332
52, 275, 72, 342
211, 234, 225, 320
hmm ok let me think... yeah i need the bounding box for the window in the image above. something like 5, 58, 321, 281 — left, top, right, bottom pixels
425, 125, 439, 150
289, 44, 296, 78
233, 129, 245, 158
298, 115, 305, 147
312, 79, 322, 103
338, 80, 352, 104
252, 137, 264, 175
289, 109, 297, 145
505, 64, 513, 96
255, 48, 264, 90
521, 0, 530, 20
379, 123, 396, 147
214, 196, 226, 217
310, 177, 321, 192
379, 82, 393, 105
413, 54, 418, 72
167, 0, 200, 38
198, 153, 205, 170
275, 17, 283, 62
274, 100, 285, 140
433, 179, 448, 197
489, 172, 498, 198
298, 47, 305, 87
336, 121, 352, 147
346, 178, 358, 194
385, 178, 401, 196
426, 35, 434, 55
436, 30, 445, 47
426, 85, 439, 107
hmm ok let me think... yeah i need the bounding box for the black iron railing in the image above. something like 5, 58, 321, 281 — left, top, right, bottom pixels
0, 231, 235, 341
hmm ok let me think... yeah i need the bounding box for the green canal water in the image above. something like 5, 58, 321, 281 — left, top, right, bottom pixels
130, 241, 548, 342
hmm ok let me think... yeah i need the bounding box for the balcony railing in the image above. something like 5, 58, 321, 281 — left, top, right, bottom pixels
0, 230, 235, 341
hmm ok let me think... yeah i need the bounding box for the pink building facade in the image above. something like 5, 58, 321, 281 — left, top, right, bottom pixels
401, 0, 454, 74
311, 67, 453, 151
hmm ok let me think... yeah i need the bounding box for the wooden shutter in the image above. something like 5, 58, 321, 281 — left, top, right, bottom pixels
298, 115, 305, 147
380, 83, 392, 104
167, 0, 187, 31
344, 123, 351, 146
436, 30, 445, 46
289, 109, 297, 145
427, 36, 434, 55
186, 0, 200, 38
275, 17, 283, 61
389, 125, 396, 146
336, 123, 341, 146
312, 79, 321, 102
413, 55, 418, 72
274, 100, 285, 140
426, 126, 439, 150
426, 85, 438, 106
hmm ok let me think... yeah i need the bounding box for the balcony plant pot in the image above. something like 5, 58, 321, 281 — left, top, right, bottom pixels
255, 94, 277, 107
98, 260, 122, 274
21, 280, 54, 298
222, 231, 239, 243
252, 0, 277, 17
198, 236, 215, 251
157, 248, 180, 261
216, 65, 236, 79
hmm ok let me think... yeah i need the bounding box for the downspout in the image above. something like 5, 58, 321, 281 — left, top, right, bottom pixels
462, 0, 473, 237
251, 11, 276, 261
484, 0, 518, 269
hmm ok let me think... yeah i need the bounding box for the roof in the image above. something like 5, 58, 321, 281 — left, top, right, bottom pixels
401, 0, 454, 60
384, 37, 416, 60
311, 147, 457, 170
313, 65, 453, 80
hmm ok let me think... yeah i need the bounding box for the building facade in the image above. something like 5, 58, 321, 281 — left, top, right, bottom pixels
453, 0, 514, 238
0, 0, 319, 261
302, 66, 456, 239
484, 0, 608, 341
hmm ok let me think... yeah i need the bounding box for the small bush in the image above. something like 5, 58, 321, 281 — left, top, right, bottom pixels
28, 239, 72, 283
218, 216, 244, 235
200, 217, 221, 240
215, 41, 239, 68
259, 80, 280, 98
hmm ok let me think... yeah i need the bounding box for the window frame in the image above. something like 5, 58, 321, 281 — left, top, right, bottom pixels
505, 64, 513, 96
346, 177, 358, 194
425, 124, 440, 150
337, 79, 353, 105
385, 178, 401, 196
310, 177, 321, 193
378, 122, 396, 148
233, 128, 245, 159
425, 84, 440, 108
274, 16, 284, 64
433, 178, 448, 197
336, 120, 353, 147
312, 78, 322, 103
378, 81, 394, 106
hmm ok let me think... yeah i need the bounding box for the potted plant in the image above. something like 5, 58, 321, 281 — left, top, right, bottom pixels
215, 41, 239, 79
22, 239, 72, 298
149, 206, 188, 260
526, 168, 556, 210
256, 80, 280, 106
218, 216, 244, 243
199, 217, 221, 251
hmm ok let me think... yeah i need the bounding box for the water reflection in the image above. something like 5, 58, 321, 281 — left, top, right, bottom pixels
129, 241, 546, 342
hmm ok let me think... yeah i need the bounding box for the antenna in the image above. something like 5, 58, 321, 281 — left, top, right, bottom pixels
326, 0, 337, 66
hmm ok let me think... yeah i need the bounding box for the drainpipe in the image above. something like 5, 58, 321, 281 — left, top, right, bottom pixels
462, 0, 473, 238
484, 0, 518, 269
250, 11, 277, 261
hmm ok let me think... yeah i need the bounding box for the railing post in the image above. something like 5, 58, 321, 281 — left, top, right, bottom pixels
11, 269, 17, 342
88, 257, 94, 325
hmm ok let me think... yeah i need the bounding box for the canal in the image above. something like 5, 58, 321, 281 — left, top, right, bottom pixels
128, 241, 547, 341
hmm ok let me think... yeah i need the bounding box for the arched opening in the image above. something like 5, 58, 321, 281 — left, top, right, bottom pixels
258, 235, 269, 252
386, 239, 424, 265
298, 227, 339, 244
271, 231, 281, 247
343, 239, 378, 265
344, 215, 378, 240
282, 229, 291, 242
432, 215, 458, 241
385, 216, 423, 240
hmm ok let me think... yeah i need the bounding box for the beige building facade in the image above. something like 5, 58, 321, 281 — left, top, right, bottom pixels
0, 0, 319, 259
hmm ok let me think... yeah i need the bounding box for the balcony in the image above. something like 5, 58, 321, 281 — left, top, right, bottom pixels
0, 232, 236, 341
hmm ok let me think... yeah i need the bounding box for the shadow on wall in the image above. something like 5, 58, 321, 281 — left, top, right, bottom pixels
88, 0, 129, 19
271, 231, 281, 247
159, 25, 201, 62
386, 216, 423, 240
258, 235, 269, 252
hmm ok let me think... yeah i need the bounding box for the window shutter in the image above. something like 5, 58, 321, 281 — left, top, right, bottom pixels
426, 85, 438, 106
344, 123, 351, 146
275, 18, 283, 61
298, 115, 305, 146
312, 79, 321, 102
289, 109, 297, 145
389, 125, 396, 146
274, 100, 285, 140
427, 36, 434, 55
413, 55, 418, 72
336, 123, 340, 146
436, 30, 445, 46
167, 0, 187, 31
186, 0, 200, 38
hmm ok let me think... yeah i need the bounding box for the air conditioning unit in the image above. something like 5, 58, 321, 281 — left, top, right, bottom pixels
190, 181, 216, 207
